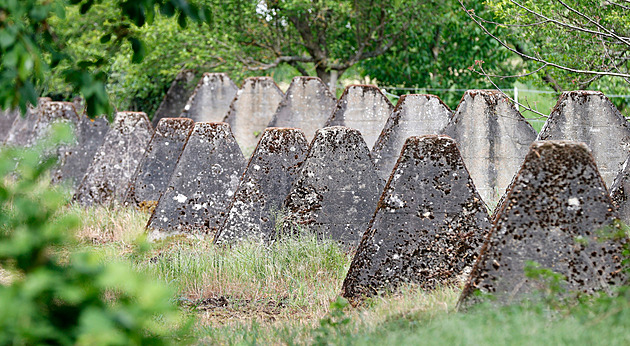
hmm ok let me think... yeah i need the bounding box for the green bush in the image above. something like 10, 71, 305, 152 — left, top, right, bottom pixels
0, 126, 191, 345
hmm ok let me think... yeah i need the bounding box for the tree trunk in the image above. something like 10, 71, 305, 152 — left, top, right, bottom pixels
316, 66, 345, 95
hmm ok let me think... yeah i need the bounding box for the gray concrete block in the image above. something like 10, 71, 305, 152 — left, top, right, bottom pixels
214, 127, 309, 244
372, 94, 452, 181
73, 112, 153, 206
180, 72, 238, 123
458, 141, 627, 307
146, 122, 245, 240
443, 90, 537, 207
610, 155, 630, 225
267, 77, 337, 141
325, 85, 394, 149
224, 77, 284, 156
282, 126, 384, 248
0, 108, 19, 142
125, 118, 195, 211
4, 97, 51, 147
342, 135, 491, 301
152, 70, 197, 127
538, 91, 630, 187
52, 115, 110, 190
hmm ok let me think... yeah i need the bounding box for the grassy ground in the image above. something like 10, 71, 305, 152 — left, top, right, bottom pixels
65, 205, 630, 345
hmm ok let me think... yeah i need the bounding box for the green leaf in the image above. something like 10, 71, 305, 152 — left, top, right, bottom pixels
127, 37, 146, 64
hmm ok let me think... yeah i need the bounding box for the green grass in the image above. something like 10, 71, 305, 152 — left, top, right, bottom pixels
62, 206, 630, 345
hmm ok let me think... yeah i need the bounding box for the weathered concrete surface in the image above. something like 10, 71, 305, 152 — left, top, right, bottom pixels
32, 101, 80, 141
146, 122, 245, 240
224, 77, 284, 155
125, 118, 195, 211
73, 96, 85, 116
342, 136, 491, 301
214, 128, 309, 244
443, 90, 537, 207
180, 72, 238, 123
52, 115, 110, 190
4, 97, 51, 146
459, 141, 627, 308
325, 85, 394, 149
282, 126, 384, 248
267, 77, 337, 141
73, 112, 153, 206
537, 91, 630, 187
0, 108, 20, 142
152, 70, 197, 127
610, 155, 630, 225
372, 94, 452, 180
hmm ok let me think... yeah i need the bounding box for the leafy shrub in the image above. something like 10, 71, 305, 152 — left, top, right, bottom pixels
0, 126, 191, 345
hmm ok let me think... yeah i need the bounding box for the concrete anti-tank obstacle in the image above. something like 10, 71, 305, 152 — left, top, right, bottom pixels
610, 155, 630, 225
73, 112, 153, 206
125, 118, 195, 211
180, 72, 238, 123
223, 77, 284, 155
325, 85, 394, 149
372, 94, 452, 181
458, 141, 627, 308
214, 127, 309, 244
443, 90, 537, 207
52, 115, 110, 190
282, 126, 384, 248
32, 101, 81, 140
4, 97, 51, 147
537, 90, 630, 187
0, 108, 19, 142
146, 122, 245, 240
152, 69, 197, 127
342, 135, 491, 301
267, 76, 337, 141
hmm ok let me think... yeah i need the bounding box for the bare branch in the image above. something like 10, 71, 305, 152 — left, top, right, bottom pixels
555, 0, 630, 47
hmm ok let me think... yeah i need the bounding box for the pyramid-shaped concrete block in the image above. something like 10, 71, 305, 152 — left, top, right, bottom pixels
610, 155, 630, 224
73, 112, 153, 206
0, 108, 19, 142
32, 101, 80, 140
443, 90, 537, 207
152, 70, 197, 126
458, 141, 627, 307
325, 85, 394, 149
342, 136, 491, 301
146, 122, 245, 240
214, 127, 309, 244
282, 126, 384, 248
180, 72, 238, 123
538, 91, 630, 187
4, 97, 51, 147
52, 115, 110, 190
223, 77, 284, 155
125, 118, 195, 210
267, 77, 337, 141
372, 94, 452, 180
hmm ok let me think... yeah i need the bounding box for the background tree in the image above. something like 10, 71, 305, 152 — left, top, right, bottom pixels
462, 0, 630, 113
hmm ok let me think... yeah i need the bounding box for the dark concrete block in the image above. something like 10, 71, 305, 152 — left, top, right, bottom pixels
282, 126, 384, 248
52, 115, 110, 190
325, 85, 394, 148
224, 77, 284, 156
443, 90, 537, 207
372, 94, 452, 181
180, 72, 238, 123
538, 91, 630, 187
610, 155, 630, 225
125, 118, 195, 211
214, 127, 309, 244
73, 112, 153, 206
459, 141, 627, 307
146, 122, 245, 240
152, 70, 197, 127
342, 135, 491, 301
267, 77, 337, 141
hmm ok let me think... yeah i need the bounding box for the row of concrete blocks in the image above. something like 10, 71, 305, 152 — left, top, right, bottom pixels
2, 90, 630, 306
